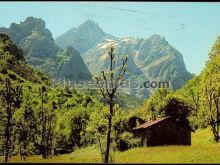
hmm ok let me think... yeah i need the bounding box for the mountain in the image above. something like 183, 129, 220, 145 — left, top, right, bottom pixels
56, 20, 193, 98
131, 34, 193, 90
38, 46, 92, 80
56, 46, 92, 80
0, 17, 92, 81
0, 17, 60, 66
55, 19, 108, 53
0, 18, 193, 98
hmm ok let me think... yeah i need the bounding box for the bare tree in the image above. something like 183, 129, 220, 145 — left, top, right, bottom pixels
94, 46, 128, 163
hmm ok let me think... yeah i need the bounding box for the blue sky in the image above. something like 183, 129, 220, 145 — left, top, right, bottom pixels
0, 2, 220, 75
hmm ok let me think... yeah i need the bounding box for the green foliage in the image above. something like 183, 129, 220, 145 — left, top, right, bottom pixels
14, 84, 39, 156
86, 104, 140, 159
0, 78, 23, 162
175, 76, 205, 129
200, 36, 220, 142
0, 34, 112, 160
160, 96, 192, 125
132, 88, 173, 121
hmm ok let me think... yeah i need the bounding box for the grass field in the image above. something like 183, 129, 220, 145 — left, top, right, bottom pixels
1, 128, 220, 163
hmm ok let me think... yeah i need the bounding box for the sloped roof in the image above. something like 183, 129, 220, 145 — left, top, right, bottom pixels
131, 116, 171, 130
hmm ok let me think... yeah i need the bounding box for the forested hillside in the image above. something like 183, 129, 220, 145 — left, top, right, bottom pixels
0, 34, 141, 162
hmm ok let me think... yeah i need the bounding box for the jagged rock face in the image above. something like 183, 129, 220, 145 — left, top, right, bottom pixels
132, 34, 193, 90
55, 19, 107, 53
133, 35, 172, 67
83, 39, 143, 76
0, 17, 93, 81
55, 20, 192, 98
82, 34, 192, 92
78, 36, 151, 98
54, 46, 92, 80
0, 18, 193, 98
0, 17, 61, 65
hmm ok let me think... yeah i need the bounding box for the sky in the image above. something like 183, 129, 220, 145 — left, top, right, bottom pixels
0, 2, 220, 75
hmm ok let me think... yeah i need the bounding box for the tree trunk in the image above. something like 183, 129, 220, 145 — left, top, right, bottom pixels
104, 104, 113, 163
98, 136, 104, 161
4, 106, 12, 162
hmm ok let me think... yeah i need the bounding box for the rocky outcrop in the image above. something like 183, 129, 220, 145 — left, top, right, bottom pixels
0, 17, 93, 81
54, 46, 92, 80
0, 17, 60, 65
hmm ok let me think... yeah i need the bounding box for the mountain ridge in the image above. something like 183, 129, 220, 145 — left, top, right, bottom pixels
0, 17, 193, 98
55, 19, 107, 53
0, 17, 92, 81
55, 19, 193, 98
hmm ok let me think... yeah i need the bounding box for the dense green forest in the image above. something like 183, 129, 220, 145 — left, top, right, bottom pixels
0, 31, 220, 163
0, 33, 140, 162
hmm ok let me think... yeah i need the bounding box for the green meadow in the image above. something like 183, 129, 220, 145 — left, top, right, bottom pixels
2, 128, 220, 163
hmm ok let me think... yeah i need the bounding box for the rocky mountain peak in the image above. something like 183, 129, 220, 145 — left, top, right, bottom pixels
77, 19, 104, 33
21, 17, 46, 29
0, 18, 93, 82
0, 17, 61, 63
9, 17, 47, 36
55, 19, 106, 53
147, 34, 168, 46
80, 19, 97, 26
